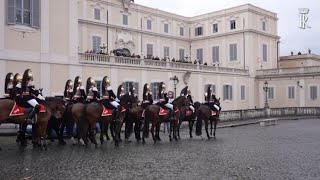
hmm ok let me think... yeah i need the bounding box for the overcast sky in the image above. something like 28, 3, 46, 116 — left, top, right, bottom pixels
135, 0, 319, 56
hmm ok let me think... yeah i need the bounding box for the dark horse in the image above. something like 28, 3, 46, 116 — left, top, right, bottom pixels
46, 97, 71, 145
177, 100, 196, 139
85, 94, 133, 146
0, 97, 64, 150
194, 100, 221, 139
142, 96, 188, 143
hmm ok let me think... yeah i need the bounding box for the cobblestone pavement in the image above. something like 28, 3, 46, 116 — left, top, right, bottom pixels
0, 118, 320, 180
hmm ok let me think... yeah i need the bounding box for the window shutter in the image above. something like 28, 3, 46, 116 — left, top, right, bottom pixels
230, 86, 233, 100
31, 0, 40, 28
234, 45, 237, 61
223, 85, 226, 100
7, 0, 16, 25
134, 82, 139, 97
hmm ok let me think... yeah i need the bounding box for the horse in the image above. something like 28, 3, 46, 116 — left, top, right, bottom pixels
85, 94, 133, 147
69, 102, 87, 145
46, 97, 70, 145
142, 96, 187, 144
0, 97, 63, 150
123, 97, 144, 142
177, 99, 196, 139
194, 100, 221, 139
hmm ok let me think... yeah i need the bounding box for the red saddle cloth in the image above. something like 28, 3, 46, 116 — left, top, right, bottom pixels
186, 109, 193, 116
211, 110, 217, 116
142, 107, 179, 118
9, 103, 46, 117
101, 106, 126, 117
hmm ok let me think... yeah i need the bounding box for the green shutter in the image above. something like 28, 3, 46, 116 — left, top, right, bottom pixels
31, 0, 40, 28
7, 0, 16, 25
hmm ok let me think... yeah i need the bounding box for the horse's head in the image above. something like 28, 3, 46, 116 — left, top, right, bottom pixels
45, 97, 66, 119
172, 96, 189, 108
119, 93, 137, 108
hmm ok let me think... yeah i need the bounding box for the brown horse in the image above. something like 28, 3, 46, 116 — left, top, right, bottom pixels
177, 104, 195, 139
194, 100, 221, 139
123, 99, 144, 142
85, 94, 133, 147
69, 103, 87, 145
0, 97, 64, 150
142, 96, 187, 144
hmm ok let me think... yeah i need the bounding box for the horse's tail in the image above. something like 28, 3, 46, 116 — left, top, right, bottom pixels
143, 107, 150, 138
79, 104, 88, 138
195, 108, 202, 136
194, 101, 201, 111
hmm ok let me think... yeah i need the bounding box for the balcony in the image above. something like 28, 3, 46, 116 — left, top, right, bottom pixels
256, 66, 320, 77
78, 53, 249, 75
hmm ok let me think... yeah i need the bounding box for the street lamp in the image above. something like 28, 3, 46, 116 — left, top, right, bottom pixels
170, 75, 179, 98
99, 43, 107, 54
263, 81, 269, 108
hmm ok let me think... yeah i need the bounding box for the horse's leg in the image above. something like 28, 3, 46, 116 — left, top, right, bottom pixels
89, 123, 98, 148
58, 121, 66, 145
156, 123, 161, 141
210, 119, 213, 136
151, 123, 156, 143
105, 122, 110, 140
169, 121, 173, 142
99, 121, 105, 144
177, 119, 183, 139
20, 123, 28, 147
189, 120, 194, 139
213, 119, 217, 139
205, 120, 210, 139
110, 122, 116, 140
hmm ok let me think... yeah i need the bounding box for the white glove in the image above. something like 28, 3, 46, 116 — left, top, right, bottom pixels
80, 86, 85, 90
115, 98, 120, 102
37, 94, 45, 101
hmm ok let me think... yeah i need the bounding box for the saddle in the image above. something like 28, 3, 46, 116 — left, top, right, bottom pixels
186, 108, 193, 117
101, 105, 126, 117
141, 106, 179, 118
9, 102, 46, 117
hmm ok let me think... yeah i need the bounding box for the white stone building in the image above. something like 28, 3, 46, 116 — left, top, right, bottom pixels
0, 0, 318, 110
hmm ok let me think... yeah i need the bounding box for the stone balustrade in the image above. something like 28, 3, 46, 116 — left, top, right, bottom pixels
79, 53, 249, 75
219, 107, 320, 121
256, 66, 320, 77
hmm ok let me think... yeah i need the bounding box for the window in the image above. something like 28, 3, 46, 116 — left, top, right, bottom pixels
196, 48, 203, 64
195, 27, 203, 36
123, 81, 139, 96
268, 87, 274, 99
92, 36, 101, 53
229, 44, 237, 61
180, 27, 184, 36
7, 0, 40, 28
230, 20, 236, 30
240, 85, 245, 100
213, 24, 218, 33
262, 21, 266, 31
150, 82, 161, 100
123, 14, 128, 25
204, 84, 216, 95
310, 86, 317, 100
147, 20, 152, 30
288, 86, 295, 99
94, 8, 100, 20
223, 85, 233, 101
212, 46, 219, 63
263, 44, 268, 62
164, 47, 170, 58
147, 44, 153, 57
164, 23, 169, 33
96, 81, 101, 92
179, 49, 185, 61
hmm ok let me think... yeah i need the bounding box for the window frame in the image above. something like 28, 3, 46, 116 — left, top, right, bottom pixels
230, 20, 236, 30
151, 82, 161, 101
16, 0, 31, 25
195, 27, 203, 36
164, 23, 169, 33
164, 46, 170, 58
262, 44, 268, 62
123, 14, 128, 25
288, 86, 295, 99
179, 49, 185, 61
146, 44, 153, 57
229, 43, 237, 61
212, 46, 219, 64
196, 48, 203, 64
147, 19, 152, 30
94, 8, 101, 20
180, 27, 184, 36
92, 36, 102, 53
240, 85, 246, 101
223, 85, 233, 101
268, 87, 274, 99
213, 23, 218, 33
310, 86, 318, 100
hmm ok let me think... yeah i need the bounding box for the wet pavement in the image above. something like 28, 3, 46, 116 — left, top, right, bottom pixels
0, 118, 320, 180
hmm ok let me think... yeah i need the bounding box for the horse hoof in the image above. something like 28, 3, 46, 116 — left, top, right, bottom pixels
59, 140, 66, 145
106, 137, 110, 141
79, 139, 85, 146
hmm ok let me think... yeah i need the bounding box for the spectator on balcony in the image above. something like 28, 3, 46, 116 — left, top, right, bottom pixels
291, 51, 293, 56
137, 55, 141, 59
298, 51, 302, 55
204, 62, 208, 66
308, 49, 311, 54
155, 56, 160, 60
194, 59, 198, 64
90, 50, 93, 54
85, 50, 89, 53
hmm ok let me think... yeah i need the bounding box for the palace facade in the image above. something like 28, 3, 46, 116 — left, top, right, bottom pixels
0, 0, 319, 110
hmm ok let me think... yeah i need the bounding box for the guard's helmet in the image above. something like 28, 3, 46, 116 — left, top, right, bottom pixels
5, 73, 14, 92
86, 77, 95, 93
117, 85, 124, 98
101, 76, 110, 94
73, 76, 82, 93
13, 73, 22, 87
180, 86, 188, 96
143, 83, 150, 95
22, 69, 33, 87
64, 79, 73, 92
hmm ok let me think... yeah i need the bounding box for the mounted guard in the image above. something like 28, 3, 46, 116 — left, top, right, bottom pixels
117, 84, 125, 100
99, 76, 121, 119
86, 77, 99, 103
158, 82, 174, 120
72, 76, 86, 103
63, 79, 74, 102
180, 86, 195, 116
4, 73, 14, 99
17, 69, 45, 123
142, 83, 153, 108
204, 85, 220, 112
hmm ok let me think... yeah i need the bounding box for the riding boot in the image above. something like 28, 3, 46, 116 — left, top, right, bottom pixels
116, 105, 121, 119
26, 108, 36, 124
